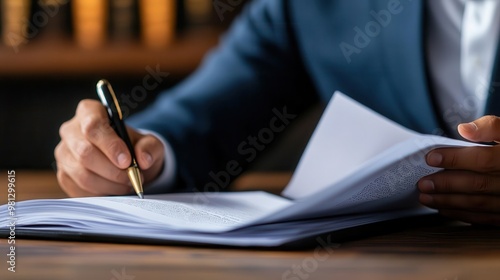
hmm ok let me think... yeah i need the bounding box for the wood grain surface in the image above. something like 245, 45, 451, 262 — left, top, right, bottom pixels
1, 170, 500, 280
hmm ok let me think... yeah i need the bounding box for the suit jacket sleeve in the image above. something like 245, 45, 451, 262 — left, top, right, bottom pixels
127, 0, 317, 192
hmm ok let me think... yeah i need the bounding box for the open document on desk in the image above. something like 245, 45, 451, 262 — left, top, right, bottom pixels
0, 92, 480, 247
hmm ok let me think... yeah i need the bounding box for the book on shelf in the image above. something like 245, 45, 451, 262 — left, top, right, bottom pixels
109, 0, 139, 42
139, 0, 176, 49
1, 92, 478, 248
72, 0, 108, 49
1, 0, 31, 49
0, 0, 222, 50
34, 0, 71, 41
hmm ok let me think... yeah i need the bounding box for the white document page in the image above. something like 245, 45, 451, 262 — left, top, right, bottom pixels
264, 92, 481, 223
283, 92, 418, 199
262, 135, 478, 223
7, 192, 292, 233
6, 205, 431, 247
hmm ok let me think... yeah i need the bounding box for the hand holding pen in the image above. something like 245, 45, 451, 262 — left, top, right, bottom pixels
54, 81, 165, 198
96, 80, 144, 198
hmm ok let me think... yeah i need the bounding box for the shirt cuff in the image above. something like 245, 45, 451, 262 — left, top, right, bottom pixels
137, 129, 177, 194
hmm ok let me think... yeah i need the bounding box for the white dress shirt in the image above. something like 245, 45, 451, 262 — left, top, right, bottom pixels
426, 0, 500, 135
150, 0, 500, 191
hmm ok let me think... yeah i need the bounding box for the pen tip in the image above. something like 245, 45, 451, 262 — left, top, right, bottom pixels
127, 167, 144, 199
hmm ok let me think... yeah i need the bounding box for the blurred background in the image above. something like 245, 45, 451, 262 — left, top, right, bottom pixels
1, 0, 319, 174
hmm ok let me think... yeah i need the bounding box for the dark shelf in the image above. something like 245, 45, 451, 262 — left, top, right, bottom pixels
0, 28, 223, 77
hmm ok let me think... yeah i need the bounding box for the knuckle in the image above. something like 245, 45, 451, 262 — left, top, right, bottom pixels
76, 170, 94, 190
486, 115, 500, 130
106, 139, 125, 157
472, 175, 491, 193
54, 145, 77, 171
449, 152, 459, 169
59, 120, 71, 138
75, 141, 95, 163
475, 149, 498, 172
56, 158, 77, 171
81, 116, 105, 140
437, 175, 452, 193
76, 99, 100, 115
56, 169, 64, 183
56, 171, 70, 190
54, 143, 63, 160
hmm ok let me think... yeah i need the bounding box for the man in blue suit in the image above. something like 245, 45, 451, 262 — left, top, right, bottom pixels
55, 0, 500, 226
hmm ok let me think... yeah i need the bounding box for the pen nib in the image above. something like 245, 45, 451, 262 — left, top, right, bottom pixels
127, 166, 144, 199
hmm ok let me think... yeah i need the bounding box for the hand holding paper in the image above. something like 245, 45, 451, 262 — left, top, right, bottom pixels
419, 115, 500, 226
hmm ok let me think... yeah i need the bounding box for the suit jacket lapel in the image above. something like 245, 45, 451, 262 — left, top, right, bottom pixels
378, 0, 442, 134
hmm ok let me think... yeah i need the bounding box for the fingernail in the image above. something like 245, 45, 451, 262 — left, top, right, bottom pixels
459, 122, 478, 133
419, 180, 435, 193
427, 152, 443, 166
419, 194, 433, 205
143, 152, 153, 167
117, 153, 128, 167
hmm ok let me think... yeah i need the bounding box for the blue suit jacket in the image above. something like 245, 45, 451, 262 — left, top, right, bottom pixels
129, 0, 500, 191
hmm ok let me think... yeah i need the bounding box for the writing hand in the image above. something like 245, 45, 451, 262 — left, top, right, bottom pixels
54, 100, 165, 197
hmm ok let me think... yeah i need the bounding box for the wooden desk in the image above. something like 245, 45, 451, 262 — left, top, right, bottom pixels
2, 170, 500, 280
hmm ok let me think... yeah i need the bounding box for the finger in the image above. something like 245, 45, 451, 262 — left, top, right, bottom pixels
57, 139, 129, 185
56, 141, 131, 196
419, 193, 500, 213
425, 145, 500, 172
58, 147, 131, 196
132, 132, 165, 184
418, 170, 500, 195
69, 168, 132, 196
54, 142, 80, 171
438, 209, 500, 226
56, 169, 98, 198
76, 99, 131, 169
458, 115, 500, 143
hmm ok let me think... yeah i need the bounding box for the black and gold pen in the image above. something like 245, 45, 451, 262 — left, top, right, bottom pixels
96, 79, 144, 199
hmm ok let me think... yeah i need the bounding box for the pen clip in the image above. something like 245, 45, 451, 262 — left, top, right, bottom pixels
96, 79, 137, 162
97, 79, 123, 121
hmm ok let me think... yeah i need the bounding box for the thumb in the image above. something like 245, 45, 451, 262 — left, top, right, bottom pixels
131, 132, 165, 183
457, 115, 500, 142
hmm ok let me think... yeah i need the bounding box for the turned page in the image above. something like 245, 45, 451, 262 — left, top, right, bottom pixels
283, 92, 418, 199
